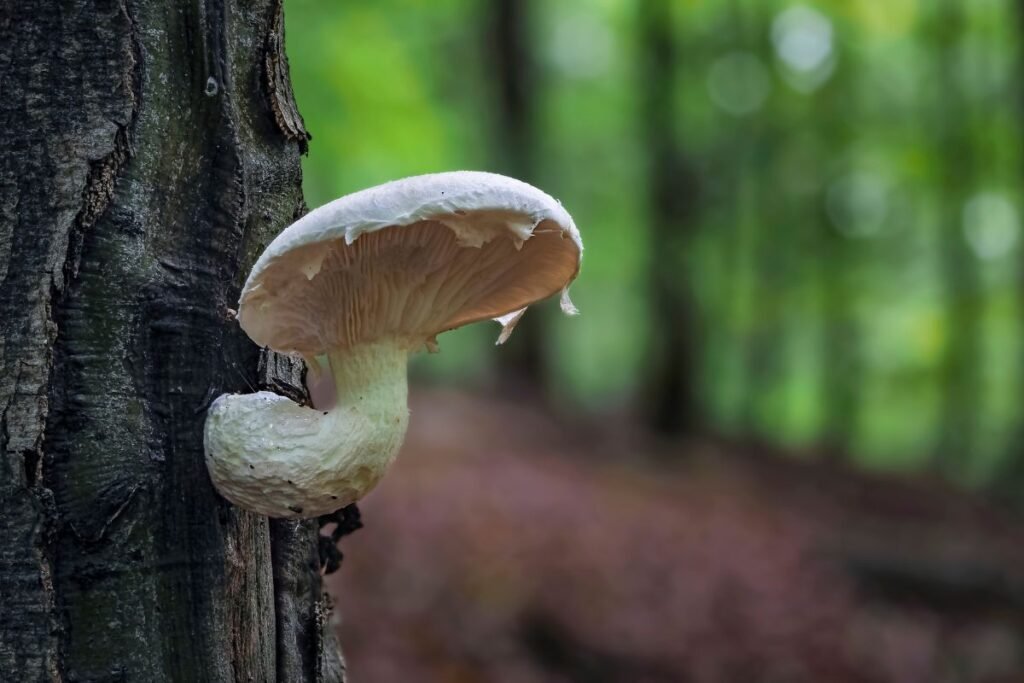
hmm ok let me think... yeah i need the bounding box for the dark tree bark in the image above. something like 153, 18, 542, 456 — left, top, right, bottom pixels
485, 0, 549, 392
638, 0, 701, 435
0, 1, 342, 680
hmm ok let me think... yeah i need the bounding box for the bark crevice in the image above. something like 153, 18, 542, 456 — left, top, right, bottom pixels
264, 0, 311, 152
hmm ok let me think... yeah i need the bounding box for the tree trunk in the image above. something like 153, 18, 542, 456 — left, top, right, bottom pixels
813, 50, 860, 461
932, 0, 980, 473
638, 0, 701, 435
0, 1, 342, 680
485, 0, 549, 392
992, 0, 1024, 499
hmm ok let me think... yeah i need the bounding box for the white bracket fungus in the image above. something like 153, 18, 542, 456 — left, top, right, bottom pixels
204, 171, 583, 518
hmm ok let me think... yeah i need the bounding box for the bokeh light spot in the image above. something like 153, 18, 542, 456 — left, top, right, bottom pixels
771, 5, 836, 92
962, 192, 1020, 260
826, 172, 890, 238
707, 51, 772, 116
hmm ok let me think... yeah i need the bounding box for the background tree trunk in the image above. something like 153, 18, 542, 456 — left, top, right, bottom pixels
485, 0, 550, 394
0, 1, 342, 680
991, 0, 1024, 501
638, 0, 701, 435
932, 0, 980, 474
816, 81, 861, 462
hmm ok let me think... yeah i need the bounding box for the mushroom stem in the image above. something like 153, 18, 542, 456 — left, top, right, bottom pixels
327, 340, 409, 430
204, 339, 410, 518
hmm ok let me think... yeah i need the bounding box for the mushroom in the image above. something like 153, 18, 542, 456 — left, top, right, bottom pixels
204, 171, 582, 518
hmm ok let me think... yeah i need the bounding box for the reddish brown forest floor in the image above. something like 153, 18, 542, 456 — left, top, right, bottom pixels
326, 388, 1024, 683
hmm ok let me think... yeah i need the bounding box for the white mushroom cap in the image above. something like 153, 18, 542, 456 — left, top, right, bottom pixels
205, 172, 583, 519
237, 171, 582, 355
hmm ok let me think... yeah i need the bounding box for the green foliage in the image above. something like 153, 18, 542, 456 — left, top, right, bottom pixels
284, 0, 1024, 486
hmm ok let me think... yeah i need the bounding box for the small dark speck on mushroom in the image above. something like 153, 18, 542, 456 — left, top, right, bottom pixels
249, 464, 254, 469
323, 411, 328, 415
287, 480, 294, 485
331, 495, 338, 500
288, 504, 303, 514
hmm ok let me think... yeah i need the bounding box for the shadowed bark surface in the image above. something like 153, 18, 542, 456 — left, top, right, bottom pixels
0, 0, 338, 680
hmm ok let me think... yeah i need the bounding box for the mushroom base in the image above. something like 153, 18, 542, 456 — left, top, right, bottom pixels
204, 340, 410, 518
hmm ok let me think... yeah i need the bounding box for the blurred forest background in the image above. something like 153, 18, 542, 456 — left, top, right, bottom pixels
285, 0, 1024, 681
